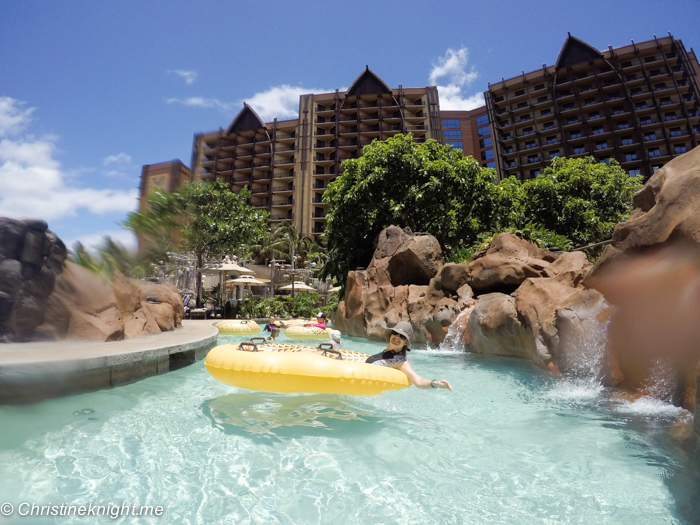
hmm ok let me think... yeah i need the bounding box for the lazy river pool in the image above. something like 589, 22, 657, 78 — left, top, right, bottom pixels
0, 328, 698, 524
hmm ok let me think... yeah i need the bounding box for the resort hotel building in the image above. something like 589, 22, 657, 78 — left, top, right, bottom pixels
140, 33, 700, 237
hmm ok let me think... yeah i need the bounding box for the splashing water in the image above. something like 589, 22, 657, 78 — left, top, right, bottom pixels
439, 304, 474, 352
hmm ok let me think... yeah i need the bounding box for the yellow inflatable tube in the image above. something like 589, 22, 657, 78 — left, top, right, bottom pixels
205, 343, 411, 395
216, 320, 260, 335
284, 325, 332, 339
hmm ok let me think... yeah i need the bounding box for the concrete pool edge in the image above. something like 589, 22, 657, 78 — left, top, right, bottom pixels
0, 320, 219, 404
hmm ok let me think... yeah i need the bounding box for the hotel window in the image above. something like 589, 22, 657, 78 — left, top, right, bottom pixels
630, 87, 643, 96
530, 169, 541, 177
506, 161, 516, 168
577, 72, 589, 79
626, 74, 636, 81
541, 108, 552, 116
446, 141, 463, 150
673, 65, 685, 73
567, 117, 579, 125
535, 84, 545, 90
477, 126, 490, 136
655, 83, 667, 91
520, 115, 532, 122
669, 128, 682, 137
612, 106, 625, 115
592, 126, 605, 135
504, 146, 514, 154
635, 102, 648, 110
480, 137, 493, 148
570, 131, 582, 139
573, 147, 586, 154
476, 115, 489, 126
644, 56, 657, 63
640, 117, 653, 125
585, 98, 596, 106
683, 93, 696, 102
549, 150, 560, 159
442, 119, 460, 128
537, 96, 548, 104
621, 136, 634, 145
689, 110, 700, 117
618, 122, 630, 130
665, 113, 677, 121
522, 127, 534, 135
543, 122, 555, 130
609, 93, 621, 100
600, 158, 611, 165
444, 130, 462, 139
625, 153, 638, 161
525, 141, 537, 149
660, 97, 673, 106
649, 69, 662, 77
694, 126, 700, 134
483, 149, 494, 160
514, 89, 525, 97
563, 103, 575, 111
546, 136, 558, 145
581, 85, 593, 93
588, 111, 600, 120
495, 95, 504, 102
644, 132, 657, 141
499, 119, 509, 127
517, 102, 528, 109
527, 155, 539, 163
629, 169, 641, 176
675, 144, 688, 154
653, 165, 661, 172
621, 61, 633, 68
485, 162, 496, 169
595, 141, 608, 150
559, 90, 572, 97
502, 132, 512, 140
677, 79, 689, 87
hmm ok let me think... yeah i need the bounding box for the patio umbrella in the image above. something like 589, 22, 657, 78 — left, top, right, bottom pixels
201, 261, 255, 276
328, 285, 341, 292
226, 275, 267, 286
279, 281, 316, 293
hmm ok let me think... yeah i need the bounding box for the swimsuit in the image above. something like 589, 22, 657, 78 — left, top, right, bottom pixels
365, 351, 406, 369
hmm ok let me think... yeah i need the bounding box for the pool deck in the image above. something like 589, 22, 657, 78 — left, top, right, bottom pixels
0, 320, 219, 404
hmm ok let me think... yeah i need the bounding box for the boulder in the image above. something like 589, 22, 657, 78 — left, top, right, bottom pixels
465, 293, 535, 361
590, 144, 700, 274
0, 218, 67, 342
467, 233, 573, 295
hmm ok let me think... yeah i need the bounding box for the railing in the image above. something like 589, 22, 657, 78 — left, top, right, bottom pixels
272, 184, 294, 191
272, 213, 293, 220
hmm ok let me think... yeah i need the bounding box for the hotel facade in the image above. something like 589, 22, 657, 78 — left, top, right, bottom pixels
140, 33, 699, 236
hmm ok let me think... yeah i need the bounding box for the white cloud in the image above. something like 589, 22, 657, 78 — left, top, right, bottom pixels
103, 152, 132, 165
429, 48, 485, 111
0, 97, 138, 222
167, 97, 235, 112
0, 96, 35, 137
243, 85, 319, 121
169, 70, 198, 85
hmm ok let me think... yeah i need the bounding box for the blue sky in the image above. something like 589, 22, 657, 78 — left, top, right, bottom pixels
1, 0, 698, 252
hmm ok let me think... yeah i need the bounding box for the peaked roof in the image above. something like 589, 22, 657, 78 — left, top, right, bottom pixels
226, 103, 266, 134
555, 34, 603, 69
346, 66, 392, 96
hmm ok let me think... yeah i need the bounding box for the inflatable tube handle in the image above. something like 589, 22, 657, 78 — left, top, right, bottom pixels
249, 337, 267, 344
239, 342, 260, 352
321, 348, 342, 360
317, 343, 334, 351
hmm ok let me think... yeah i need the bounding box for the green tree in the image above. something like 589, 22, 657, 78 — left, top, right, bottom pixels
269, 223, 321, 268
69, 237, 146, 280
521, 157, 642, 246
322, 134, 510, 284
124, 180, 269, 301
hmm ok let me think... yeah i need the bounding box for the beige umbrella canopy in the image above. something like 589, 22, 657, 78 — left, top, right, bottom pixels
328, 285, 341, 292
201, 261, 254, 276
226, 275, 267, 286
279, 281, 315, 291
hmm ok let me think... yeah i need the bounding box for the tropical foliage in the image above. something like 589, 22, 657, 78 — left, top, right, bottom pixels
322, 134, 642, 284
69, 237, 146, 280
124, 180, 269, 299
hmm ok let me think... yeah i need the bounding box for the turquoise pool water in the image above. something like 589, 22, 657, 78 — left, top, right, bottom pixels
0, 329, 698, 524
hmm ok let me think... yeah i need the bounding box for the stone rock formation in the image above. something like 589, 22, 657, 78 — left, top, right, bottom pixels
0, 217, 183, 343
585, 145, 700, 424
0, 218, 67, 342
333, 226, 601, 371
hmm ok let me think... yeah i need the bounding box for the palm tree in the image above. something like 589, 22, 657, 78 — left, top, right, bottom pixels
269, 223, 317, 268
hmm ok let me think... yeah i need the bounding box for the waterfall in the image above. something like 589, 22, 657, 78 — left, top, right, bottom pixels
439, 304, 475, 352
